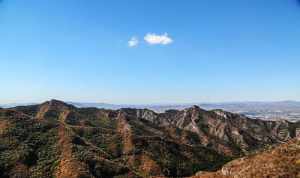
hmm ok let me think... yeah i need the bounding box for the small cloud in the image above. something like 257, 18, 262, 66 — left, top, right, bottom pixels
144, 33, 173, 45
128, 37, 139, 47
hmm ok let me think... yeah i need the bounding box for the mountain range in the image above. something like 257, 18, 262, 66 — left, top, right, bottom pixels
0, 100, 299, 177
2, 101, 300, 122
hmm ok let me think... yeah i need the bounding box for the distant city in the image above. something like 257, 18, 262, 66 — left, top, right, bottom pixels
199, 101, 300, 122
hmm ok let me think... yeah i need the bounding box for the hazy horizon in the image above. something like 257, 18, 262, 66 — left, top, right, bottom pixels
1, 99, 300, 106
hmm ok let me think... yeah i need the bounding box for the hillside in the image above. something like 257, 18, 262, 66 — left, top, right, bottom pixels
0, 100, 299, 178
190, 138, 300, 178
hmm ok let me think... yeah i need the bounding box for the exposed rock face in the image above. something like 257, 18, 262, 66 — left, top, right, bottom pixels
114, 105, 299, 156
0, 100, 299, 178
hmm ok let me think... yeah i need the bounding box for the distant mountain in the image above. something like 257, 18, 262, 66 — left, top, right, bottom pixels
69, 102, 191, 112
0, 100, 299, 177
0, 103, 37, 108
68, 102, 122, 109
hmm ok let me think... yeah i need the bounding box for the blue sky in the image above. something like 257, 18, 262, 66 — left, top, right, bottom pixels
0, 0, 300, 104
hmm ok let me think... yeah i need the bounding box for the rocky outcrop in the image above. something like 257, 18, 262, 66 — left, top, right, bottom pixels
111, 105, 299, 157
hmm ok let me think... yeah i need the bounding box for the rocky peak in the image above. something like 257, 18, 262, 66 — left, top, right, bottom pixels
44, 99, 74, 109
36, 99, 74, 120
184, 105, 204, 112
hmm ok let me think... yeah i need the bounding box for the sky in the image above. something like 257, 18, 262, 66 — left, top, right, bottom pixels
0, 0, 300, 104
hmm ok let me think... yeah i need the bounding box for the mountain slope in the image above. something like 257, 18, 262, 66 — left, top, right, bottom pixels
0, 100, 299, 177
191, 138, 300, 178
126, 106, 299, 156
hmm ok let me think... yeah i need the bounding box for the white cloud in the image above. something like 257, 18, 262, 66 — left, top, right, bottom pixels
144, 33, 173, 45
128, 37, 139, 47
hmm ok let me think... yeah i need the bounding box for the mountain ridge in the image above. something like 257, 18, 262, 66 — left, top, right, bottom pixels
3, 100, 300, 122
0, 99, 299, 177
